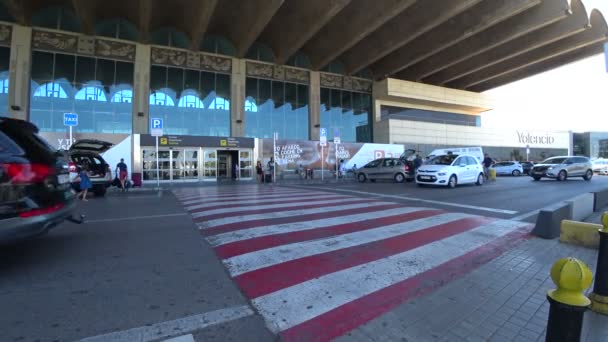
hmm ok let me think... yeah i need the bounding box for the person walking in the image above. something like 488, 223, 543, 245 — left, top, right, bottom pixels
256, 160, 264, 183
482, 153, 494, 179
74, 165, 92, 201
116, 158, 128, 192
267, 157, 275, 183
413, 154, 423, 170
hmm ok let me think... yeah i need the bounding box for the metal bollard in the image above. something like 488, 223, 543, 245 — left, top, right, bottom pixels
545, 257, 592, 342
589, 212, 608, 315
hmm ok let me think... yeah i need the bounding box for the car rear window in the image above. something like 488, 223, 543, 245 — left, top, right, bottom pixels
0, 121, 55, 161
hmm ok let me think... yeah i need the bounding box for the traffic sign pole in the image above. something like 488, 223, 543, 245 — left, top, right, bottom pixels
69, 126, 72, 148
150, 118, 164, 189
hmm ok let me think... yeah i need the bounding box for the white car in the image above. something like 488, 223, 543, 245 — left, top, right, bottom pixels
416, 153, 485, 188
491, 161, 524, 176
592, 159, 608, 175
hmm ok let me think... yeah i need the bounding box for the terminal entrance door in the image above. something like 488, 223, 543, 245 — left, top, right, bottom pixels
217, 150, 239, 180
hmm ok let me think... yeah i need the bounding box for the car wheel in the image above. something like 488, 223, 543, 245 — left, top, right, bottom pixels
447, 175, 457, 189
512, 170, 521, 177
557, 170, 567, 182
357, 173, 366, 183
394, 173, 405, 183
583, 169, 593, 181
93, 186, 106, 197
533, 176, 541, 181
475, 173, 484, 185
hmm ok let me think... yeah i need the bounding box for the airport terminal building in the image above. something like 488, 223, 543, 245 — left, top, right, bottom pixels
0, 0, 606, 182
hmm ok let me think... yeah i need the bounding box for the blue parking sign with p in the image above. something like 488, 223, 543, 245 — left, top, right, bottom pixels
151, 118, 163, 129
320, 128, 327, 137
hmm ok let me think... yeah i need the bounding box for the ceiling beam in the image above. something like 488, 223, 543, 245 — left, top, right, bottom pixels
448, 10, 608, 90
424, 0, 589, 85
304, 0, 416, 70
260, 0, 351, 65
341, 0, 482, 75
189, 0, 219, 51
3, 0, 28, 25
138, 0, 153, 43
372, 0, 541, 79
234, 0, 284, 57
396, 0, 570, 82
71, 0, 96, 35
468, 42, 606, 92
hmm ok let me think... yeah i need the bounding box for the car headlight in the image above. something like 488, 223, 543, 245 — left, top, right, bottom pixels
548, 167, 553, 170
438, 172, 447, 176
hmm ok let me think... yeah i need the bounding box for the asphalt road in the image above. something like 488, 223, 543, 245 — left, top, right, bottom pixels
1, 175, 606, 342
0, 190, 273, 342
292, 174, 608, 221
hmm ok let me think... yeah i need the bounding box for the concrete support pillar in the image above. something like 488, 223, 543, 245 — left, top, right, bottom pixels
309, 71, 320, 141
8, 25, 32, 121
231, 58, 246, 137
132, 43, 150, 134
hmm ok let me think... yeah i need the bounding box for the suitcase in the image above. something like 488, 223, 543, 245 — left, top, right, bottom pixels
264, 174, 272, 183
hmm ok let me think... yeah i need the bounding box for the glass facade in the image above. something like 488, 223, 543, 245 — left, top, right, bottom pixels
380, 105, 481, 127
30, 51, 134, 133
0, 46, 9, 115
245, 77, 309, 139
320, 88, 372, 142
149, 65, 230, 136
573, 132, 608, 158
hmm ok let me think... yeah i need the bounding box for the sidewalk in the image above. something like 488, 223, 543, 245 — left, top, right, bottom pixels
338, 233, 608, 342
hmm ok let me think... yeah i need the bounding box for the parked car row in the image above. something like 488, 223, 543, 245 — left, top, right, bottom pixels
356, 153, 596, 188
357, 152, 484, 188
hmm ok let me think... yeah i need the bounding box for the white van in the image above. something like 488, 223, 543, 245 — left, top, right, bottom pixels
427, 147, 484, 164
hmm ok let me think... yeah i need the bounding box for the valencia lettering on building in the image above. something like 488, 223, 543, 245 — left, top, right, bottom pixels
516, 131, 555, 145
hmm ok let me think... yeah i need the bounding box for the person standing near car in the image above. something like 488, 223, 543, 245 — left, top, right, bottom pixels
482, 153, 494, 179
74, 165, 92, 201
116, 158, 128, 192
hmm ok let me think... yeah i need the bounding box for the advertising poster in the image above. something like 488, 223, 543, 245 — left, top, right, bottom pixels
261, 139, 404, 172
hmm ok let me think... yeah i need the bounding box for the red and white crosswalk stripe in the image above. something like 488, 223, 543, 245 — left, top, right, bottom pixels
173, 186, 532, 342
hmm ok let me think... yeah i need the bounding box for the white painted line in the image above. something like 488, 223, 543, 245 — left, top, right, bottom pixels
200, 202, 393, 229
180, 190, 314, 204
252, 219, 530, 333
163, 334, 195, 342
78, 305, 254, 342
184, 192, 341, 210
289, 186, 518, 215
191, 197, 361, 219
177, 189, 303, 201
511, 209, 541, 222
86, 213, 189, 223
225, 213, 473, 276
207, 207, 431, 246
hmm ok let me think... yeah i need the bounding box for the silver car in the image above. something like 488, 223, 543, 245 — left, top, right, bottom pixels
357, 158, 413, 183
530, 156, 593, 181
490, 161, 524, 176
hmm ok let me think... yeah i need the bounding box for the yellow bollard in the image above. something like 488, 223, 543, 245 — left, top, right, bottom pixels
488, 168, 496, 181
589, 212, 608, 315
545, 257, 592, 342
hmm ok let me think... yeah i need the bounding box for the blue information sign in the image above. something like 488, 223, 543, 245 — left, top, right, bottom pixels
63, 113, 78, 126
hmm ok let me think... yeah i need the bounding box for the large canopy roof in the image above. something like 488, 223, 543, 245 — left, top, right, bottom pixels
4, 0, 607, 92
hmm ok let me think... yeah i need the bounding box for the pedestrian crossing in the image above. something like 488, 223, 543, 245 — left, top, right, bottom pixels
173, 185, 532, 342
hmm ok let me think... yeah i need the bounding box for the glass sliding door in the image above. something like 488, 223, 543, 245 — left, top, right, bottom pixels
239, 150, 253, 179
142, 149, 171, 181
203, 149, 217, 180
